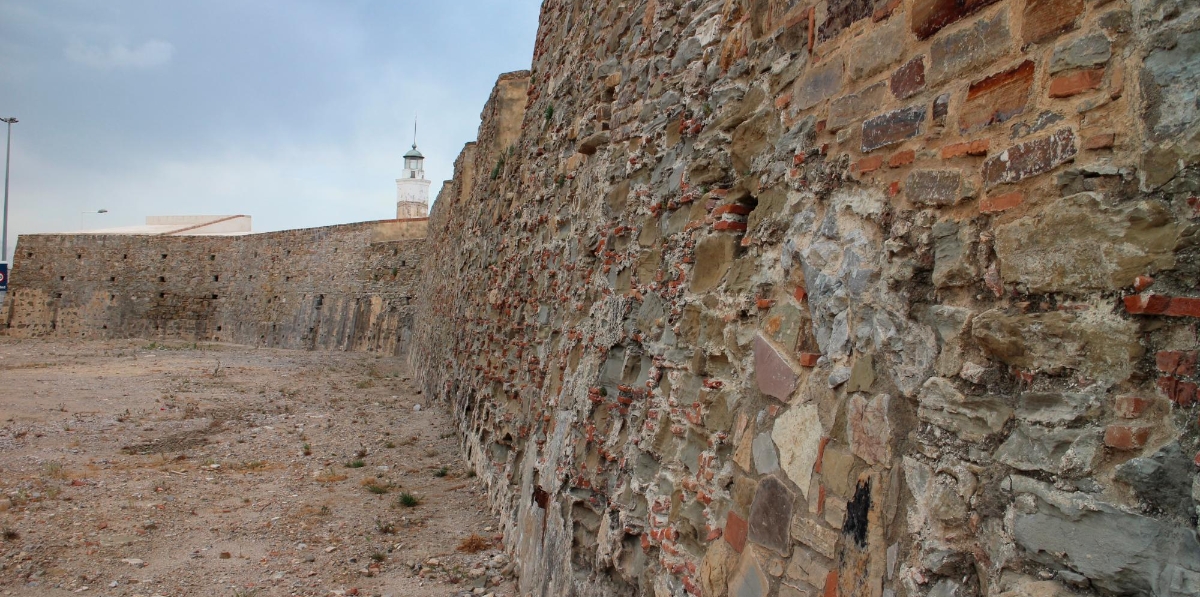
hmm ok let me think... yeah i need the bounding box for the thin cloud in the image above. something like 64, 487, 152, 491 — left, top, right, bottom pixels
64, 39, 174, 69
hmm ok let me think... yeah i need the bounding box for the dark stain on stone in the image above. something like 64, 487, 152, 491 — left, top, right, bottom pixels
842, 478, 872, 548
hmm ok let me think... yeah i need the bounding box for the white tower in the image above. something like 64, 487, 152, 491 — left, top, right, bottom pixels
396, 132, 431, 219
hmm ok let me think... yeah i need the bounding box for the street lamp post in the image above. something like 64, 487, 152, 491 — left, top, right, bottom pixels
80, 209, 109, 232
1, 117, 16, 264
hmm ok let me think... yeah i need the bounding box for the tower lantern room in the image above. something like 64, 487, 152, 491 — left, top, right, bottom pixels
403, 145, 425, 179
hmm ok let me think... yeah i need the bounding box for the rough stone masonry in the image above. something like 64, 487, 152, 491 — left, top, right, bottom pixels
4, 219, 426, 355
6, 0, 1200, 595
410, 1, 1200, 596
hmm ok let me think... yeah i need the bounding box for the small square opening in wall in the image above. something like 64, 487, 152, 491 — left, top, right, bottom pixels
216, 325, 222, 331
77, 254, 82, 259
211, 294, 219, 300
213, 275, 219, 282
159, 292, 166, 298
59, 275, 65, 281
109, 276, 116, 282
158, 276, 166, 283
209, 255, 216, 261
55, 292, 63, 299
26, 252, 32, 258
122, 254, 128, 259
161, 254, 168, 259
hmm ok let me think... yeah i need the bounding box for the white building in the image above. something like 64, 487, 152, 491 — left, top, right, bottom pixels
396, 144, 431, 219
81, 215, 252, 236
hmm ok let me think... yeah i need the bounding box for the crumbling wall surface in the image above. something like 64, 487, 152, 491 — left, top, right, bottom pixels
413, 1, 1200, 596
5, 220, 425, 355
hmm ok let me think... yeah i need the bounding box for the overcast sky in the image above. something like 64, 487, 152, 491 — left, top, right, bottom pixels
0, 0, 542, 255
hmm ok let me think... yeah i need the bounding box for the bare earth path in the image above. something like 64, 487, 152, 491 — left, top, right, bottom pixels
0, 339, 515, 597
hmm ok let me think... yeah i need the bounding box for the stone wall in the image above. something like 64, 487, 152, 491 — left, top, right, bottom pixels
412, 1, 1200, 597
5, 219, 426, 355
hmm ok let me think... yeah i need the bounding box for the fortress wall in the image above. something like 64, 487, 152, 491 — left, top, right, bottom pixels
412, 1, 1200, 597
5, 219, 426, 355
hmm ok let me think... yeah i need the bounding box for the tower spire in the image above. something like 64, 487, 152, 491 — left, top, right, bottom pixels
413, 116, 418, 149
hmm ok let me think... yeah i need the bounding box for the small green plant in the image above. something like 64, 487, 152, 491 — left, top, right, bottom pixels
376, 519, 397, 534
491, 156, 506, 180
556, 174, 566, 187
396, 492, 421, 508
355, 380, 373, 389
2, 528, 19, 541
434, 466, 449, 478
346, 460, 366, 469
318, 505, 332, 516
371, 552, 387, 563
302, 443, 312, 456
384, 441, 396, 449
366, 482, 390, 495
545, 104, 554, 121
43, 461, 66, 479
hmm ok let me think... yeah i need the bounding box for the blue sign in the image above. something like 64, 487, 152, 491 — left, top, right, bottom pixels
0, 262, 7, 292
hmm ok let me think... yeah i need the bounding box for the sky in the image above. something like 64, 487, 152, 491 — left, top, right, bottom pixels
0, 0, 543, 257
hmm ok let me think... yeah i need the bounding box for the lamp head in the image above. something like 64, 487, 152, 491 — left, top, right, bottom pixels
1, 118, 16, 124
98, 209, 108, 214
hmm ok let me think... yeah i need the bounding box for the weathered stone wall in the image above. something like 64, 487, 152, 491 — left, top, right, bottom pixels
5, 219, 426, 355
413, 1, 1200, 596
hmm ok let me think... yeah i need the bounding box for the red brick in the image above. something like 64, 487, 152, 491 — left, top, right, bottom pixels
980, 191, 1023, 213
941, 139, 990, 159
962, 61, 1035, 131
1157, 351, 1198, 376
775, 92, 793, 110
1159, 376, 1198, 407
852, 155, 884, 175
1114, 396, 1151, 419
1024, 0, 1085, 45
889, 149, 916, 168
712, 203, 754, 216
1104, 424, 1151, 450
911, 0, 1001, 40
1083, 133, 1116, 150
724, 511, 748, 553
1049, 68, 1105, 98
1124, 294, 1171, 315
823, 570, 839, 597
890, 56, 926, 99
794, 286, 808, 301
1133, 275, 1155, 292
1165, 297, 1200, 317
713, 221, 748, 232
756, 298, 776, 310
799, 352, 821, 367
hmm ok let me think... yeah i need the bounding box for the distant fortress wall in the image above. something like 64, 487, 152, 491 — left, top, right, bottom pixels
3, 218, 426, 355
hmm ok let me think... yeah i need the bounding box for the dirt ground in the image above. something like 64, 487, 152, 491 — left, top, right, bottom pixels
0, 339, 516, 597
